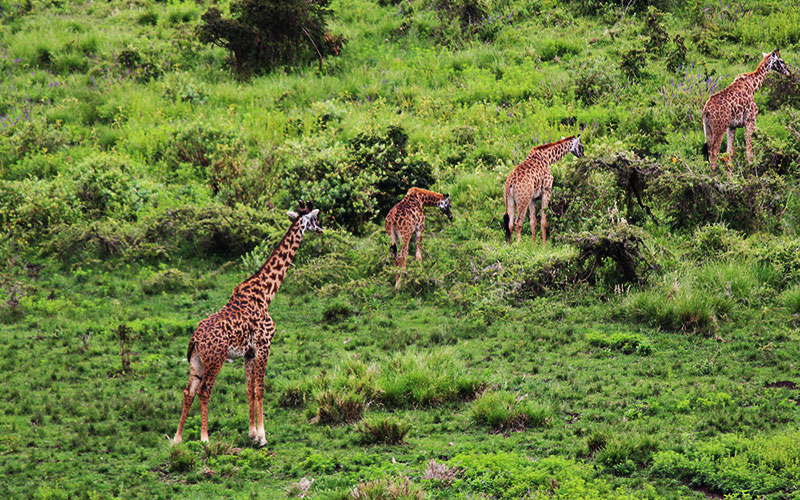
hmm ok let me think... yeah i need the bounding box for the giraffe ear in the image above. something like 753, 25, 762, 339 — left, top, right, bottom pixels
309, 209, 319, 218
763, 52, 770, 58
287, 210, 299, 220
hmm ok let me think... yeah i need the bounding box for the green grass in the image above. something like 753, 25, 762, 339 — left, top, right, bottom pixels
3, 0, 800, 498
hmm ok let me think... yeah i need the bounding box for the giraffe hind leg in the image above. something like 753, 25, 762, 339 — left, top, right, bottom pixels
173, 350, 204, 444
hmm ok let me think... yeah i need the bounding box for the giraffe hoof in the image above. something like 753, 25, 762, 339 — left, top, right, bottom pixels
253, 436, 267, 447
170, 435, 182, 445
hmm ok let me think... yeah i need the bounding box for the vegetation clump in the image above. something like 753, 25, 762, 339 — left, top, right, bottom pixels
197, 0, 344, 76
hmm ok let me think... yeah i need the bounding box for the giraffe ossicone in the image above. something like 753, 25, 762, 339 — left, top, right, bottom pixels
172, 205, 322, 447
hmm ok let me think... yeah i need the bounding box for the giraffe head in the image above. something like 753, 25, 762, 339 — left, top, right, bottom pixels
763, 49, 791, 77
570, 135, 585, 158
287, 204, 323, 234
438, 194, 453, 221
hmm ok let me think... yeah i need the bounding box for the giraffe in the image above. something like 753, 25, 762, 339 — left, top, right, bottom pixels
172, 204, 322, 446
503, 135, 584, 246
702, 49, 791, 177
385, 187, 452, 289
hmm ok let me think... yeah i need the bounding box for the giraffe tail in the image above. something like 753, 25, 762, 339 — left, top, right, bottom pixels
186, 340, 195, 363
702, 111, 711, 162
503, 214, 511, 241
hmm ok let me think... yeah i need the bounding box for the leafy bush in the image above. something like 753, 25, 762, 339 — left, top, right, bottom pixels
651, 431, 800, 496
449, 452, 638, 499
585, 331, 652, 355
283, 126, 434, 233
197, 0, 344, 76
141, 268, 192, 295
470, 391, 550, 432
357, 416, 410, 444
649, 170, 787, 233
573, 57, 619, 105
689, 223, 742, 261
560, 222, 655, 285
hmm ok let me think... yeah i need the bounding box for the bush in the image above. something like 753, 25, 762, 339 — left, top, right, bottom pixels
197, 0, 344, 76
649, 170, 787, 233
586, 331, 652, 355
357, 416, 410, 445
311, 390, 365, 425
141, 268, 192, 295
350, 476, 425, 500
470, 391, 550, 432
283, 126, 434, 234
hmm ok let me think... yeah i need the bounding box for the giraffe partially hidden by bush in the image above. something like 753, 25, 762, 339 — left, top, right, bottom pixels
385, 187, 452, 289
702, 49, 791, 177
172, 205, 322, 446
504, 136, 584, 246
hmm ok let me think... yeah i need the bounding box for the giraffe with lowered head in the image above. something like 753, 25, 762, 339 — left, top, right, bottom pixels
504, 135, 584, 246
385, 187, 452, 289
702, 49, 791, 176
172, 204, 322, 446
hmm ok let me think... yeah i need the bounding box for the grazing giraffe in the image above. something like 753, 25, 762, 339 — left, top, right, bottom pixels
172, 205, 322, 446
702, 49, 791, 176
503, 135, 584, 246
385, 187, 452, 288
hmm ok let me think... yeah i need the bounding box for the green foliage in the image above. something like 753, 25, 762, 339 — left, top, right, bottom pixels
282, 125, 434, 233
350, 476, 425, 500
651, 431, 800, 496
357, 415, 411, 444
450, 452, 641, 499
470, 390, 550, 431
197, 0, 343, 76
141, 268, 192, 295
585, 331, 652, 354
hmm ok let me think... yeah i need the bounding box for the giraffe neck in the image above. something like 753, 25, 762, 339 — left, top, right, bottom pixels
745, 55, 771, 94
406, 187, 445, 207
238, 220, 305, 307
528, 137, 573, 165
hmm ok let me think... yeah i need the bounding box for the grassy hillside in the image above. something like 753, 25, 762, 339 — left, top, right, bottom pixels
2, 0, 800, 498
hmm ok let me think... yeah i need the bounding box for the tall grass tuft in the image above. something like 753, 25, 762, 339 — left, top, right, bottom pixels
470, 391, 550, 432
357, 416, 410, 445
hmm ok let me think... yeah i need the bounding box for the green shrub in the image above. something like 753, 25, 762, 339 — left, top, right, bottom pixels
357, 416, 410, 445
141, 268, 192, 295
586, 332, 652, 355
781, 284, 800, 314
651, 431, 800, 496
449, 452, 638, 499
282, 126, 434, 234
470, 391, 550, 432
311, 390, 366, 425
197, 0, 344, 76
350, 476, 425, 500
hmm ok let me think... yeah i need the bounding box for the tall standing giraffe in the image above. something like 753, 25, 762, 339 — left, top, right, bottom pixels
503, 135, 584, 246
172, 205, 322, 446
385, 187, 452, 289
702, 50, 791, 176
